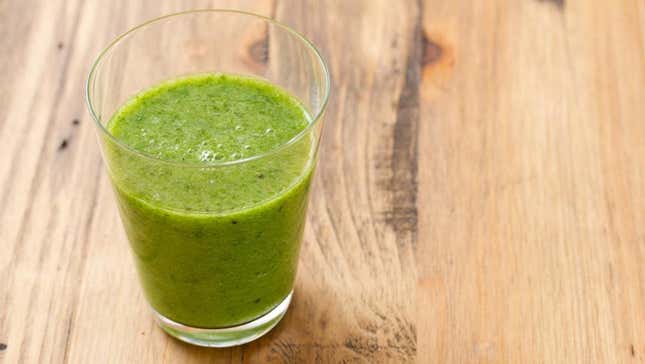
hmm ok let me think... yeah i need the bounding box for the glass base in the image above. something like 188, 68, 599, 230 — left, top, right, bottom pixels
153, 291, 292, 348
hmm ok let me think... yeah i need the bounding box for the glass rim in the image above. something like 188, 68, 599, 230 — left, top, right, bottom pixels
85, 9, 331, 168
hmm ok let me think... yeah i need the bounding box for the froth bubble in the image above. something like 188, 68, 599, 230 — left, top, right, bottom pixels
199, 150, 214, 162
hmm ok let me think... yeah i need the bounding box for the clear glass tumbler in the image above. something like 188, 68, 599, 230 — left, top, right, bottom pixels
85, 10, 329, 347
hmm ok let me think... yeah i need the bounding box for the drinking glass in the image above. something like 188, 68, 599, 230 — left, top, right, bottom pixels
85, 9, 330, 347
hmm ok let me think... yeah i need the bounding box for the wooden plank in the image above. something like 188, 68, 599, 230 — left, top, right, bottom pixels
243, 1, 418, 362
0, 0, 418, 363
418, 0, 645, 362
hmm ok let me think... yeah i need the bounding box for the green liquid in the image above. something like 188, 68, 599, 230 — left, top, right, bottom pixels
105, 74, 314, 328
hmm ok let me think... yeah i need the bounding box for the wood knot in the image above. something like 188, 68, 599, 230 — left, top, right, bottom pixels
419, 32, 456, 98
0, 343, 7, 351
239, 24, 269, 73
422, 35, 443, 66
249, 38, 268, 65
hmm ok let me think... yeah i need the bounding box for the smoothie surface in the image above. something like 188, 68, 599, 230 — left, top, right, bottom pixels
109, 73, 309, 164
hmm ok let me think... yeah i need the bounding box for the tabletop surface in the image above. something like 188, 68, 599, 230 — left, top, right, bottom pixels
1, 0, 644, 363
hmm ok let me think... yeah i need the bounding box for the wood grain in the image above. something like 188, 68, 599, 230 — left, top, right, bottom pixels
0, 0, 643, 363
418, 0, 645, 363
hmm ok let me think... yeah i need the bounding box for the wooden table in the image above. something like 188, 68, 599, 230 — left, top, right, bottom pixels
1, 0, 643, 363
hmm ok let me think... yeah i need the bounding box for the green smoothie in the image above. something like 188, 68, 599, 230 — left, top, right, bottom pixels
105, 73, 314, 328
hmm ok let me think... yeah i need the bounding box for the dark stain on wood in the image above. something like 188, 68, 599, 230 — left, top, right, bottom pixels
58, 138, 69, 150
631, 344, 636, 357
270, 339, 298, 363
394, 316, 417, 357
537, 0, 565, 9
359, 320, 378, 334
319, 316, 328, 330
345, 329, 416, 359
422, 34, 443, 66
0, 343, 6, 351
344, 336, 379, 357
387, 3, 420, 248
72, 118, 79, 126
268, 339, 415, 362
57, 42, 64, 50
